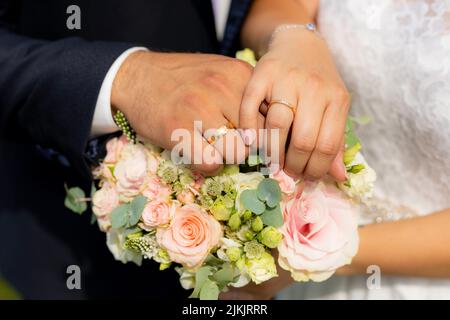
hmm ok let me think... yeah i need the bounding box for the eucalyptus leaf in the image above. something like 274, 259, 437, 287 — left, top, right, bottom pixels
213, 263, 234, 285
240, 189, 265, 215
190, 266, 212, 298
90, 213, 97, 225
199, 279, 220, 300
111, 204, 130, 229
257, 178, 281, 208
64, 186, 87, 214
261, 204, 283, 228
129, 196, 147, 226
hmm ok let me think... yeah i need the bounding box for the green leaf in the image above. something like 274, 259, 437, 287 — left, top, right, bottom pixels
348, 164, 365, 174
344, 142, 361, 166
64, 185, 87, 214
345, 130, 360, 149
257, 178, 281, 208
90, 183, 97, 199
129, 196, 147, 226
190, 266, 213, 299
261, 204, 283, 227
240, 190, 265, 215
90, 213, 97, 225
204, 254, 223, 267
213, 263, 234, 285
199, 279, 220, 300
111, 204, 130, 229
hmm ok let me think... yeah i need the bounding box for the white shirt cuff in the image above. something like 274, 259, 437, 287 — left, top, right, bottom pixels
91, 47, 148, 137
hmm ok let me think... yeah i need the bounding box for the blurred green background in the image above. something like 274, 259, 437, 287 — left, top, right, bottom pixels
0, 274, 21, 300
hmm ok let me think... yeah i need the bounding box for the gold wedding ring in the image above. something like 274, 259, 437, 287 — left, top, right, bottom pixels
206, 121, 235, 145
267, 99, 297, 116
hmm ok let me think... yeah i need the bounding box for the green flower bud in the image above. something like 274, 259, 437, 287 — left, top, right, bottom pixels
236, 257, 246, 271
257, 226, 283, 249
245, 230, 255, 241
244, 240, 265, 259
226, 247, 242, 262
210, 201, 231, 221
159, 262, 171, 271
228, 213, 241, 231
251, 216, 263, 232
241, 210, 253, 222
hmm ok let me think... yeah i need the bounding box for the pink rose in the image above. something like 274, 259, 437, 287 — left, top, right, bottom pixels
190, 171, 205, 194
177, 190, 196, 204
141, 200, 173, 228
146, 153, 159, 174
142, 177, 172, 201
92, 182, 119, 232
270, 168, 296, 195
115, 145, 148, 199
278, 181, 359, 282
104, 136, 128, 164
157, 205, 222, 269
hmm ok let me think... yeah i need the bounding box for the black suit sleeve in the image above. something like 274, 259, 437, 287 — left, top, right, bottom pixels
0, 3, 131, 177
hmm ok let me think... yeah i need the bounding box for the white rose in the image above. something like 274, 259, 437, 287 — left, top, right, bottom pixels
339, 152, 376, 202
106, 229, 142, 266
216, 238, 242, 262
175, 267, 196, 290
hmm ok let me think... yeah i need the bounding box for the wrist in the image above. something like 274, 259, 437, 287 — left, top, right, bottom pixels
269, 24, 324, 51
111, 50, 151, 117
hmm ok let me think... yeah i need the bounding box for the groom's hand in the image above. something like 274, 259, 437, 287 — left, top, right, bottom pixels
111, 51, 256, 175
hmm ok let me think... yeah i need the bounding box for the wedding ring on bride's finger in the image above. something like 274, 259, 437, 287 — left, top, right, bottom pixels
267, 99, 297, 116
206, 121, 235, 145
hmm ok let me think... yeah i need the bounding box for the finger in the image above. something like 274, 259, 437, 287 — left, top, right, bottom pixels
304, 101, 348, 180
328, 137, 347, 182
284, 86, 327, 179
264, 86, 297, 170
170, 125, 224, 175
239, 74, 270, 146
213, 129, 248, 164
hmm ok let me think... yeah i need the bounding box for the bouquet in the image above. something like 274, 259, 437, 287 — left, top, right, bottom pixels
65, 50, 376, 300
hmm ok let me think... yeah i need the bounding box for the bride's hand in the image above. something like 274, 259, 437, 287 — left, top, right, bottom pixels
239, 27, 349, 181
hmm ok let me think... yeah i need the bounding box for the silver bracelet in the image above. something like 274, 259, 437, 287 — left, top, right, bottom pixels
269, 23, 322, 47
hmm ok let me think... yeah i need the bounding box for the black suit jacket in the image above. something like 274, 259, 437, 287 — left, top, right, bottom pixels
0, 0, 251, 299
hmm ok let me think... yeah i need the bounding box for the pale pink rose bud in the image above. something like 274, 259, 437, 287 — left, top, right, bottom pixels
177, 190, 196, 204
270, 168, 296, 195
142, 177, 172, 201
104, 136, 127, 164
92, 182, 119, 232
115, 145, 148, 199
141, 200, 173, 228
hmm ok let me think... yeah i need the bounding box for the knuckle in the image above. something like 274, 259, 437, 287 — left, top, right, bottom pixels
286, 67, 302, 80
333, 86, 350, 106
305, 169, 323, 181
201, 71, 229, 93
179, 91, 205, 112
266, 116, 290, 130
316, 140, 339, 156
304, 72, 324, 91
229, 59, 253, 77
291, 138, 315, 154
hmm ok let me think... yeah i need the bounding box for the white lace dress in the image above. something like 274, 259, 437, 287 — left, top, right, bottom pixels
280, 0, 450, 300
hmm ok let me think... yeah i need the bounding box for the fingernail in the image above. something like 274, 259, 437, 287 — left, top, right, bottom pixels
242, 129, 256, 146
342, 163, 349, 180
